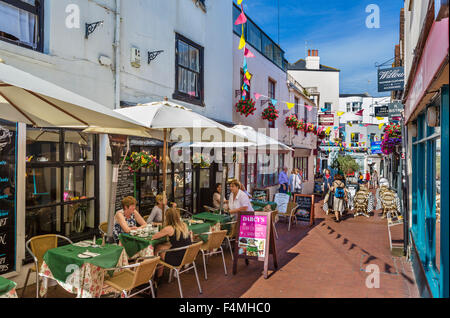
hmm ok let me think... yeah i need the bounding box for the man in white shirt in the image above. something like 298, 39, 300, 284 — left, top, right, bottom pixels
228, 179, 254, 220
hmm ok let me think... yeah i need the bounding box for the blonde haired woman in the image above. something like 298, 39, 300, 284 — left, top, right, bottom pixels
147, 194, 176, 225
152, 208, 192, 280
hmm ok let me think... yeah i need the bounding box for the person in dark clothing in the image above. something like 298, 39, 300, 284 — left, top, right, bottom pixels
152, 208, 192, 280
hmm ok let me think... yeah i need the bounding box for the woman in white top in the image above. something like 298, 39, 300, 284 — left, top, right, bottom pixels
147, 194, 176, 225
228, 179, 254, 219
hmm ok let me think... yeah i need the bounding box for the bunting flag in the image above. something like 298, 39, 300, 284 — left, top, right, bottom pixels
237, 0, 243, 5
305, 105, 313, 112
244, 47, 255, 58
321, 108, 328, 112
364, 124, 370, 127
242, 83, 249, 91
286, 102, 295, 110
379, 123, 385, 130
348, 122, 353, 127
376, 117, 384, 121
234, 6, 247, 25
339, 126, 344, 129
325, 127, 332, 135
254, 93, 262, 100
245, 71, 252, 80
239, 33, 246, 50
317, 126, 324, 134
243, 77, 250, 86
242, 90, 247, 98
271, 99, 278, 106
337, 112, 345, 117
359, 124, 364, 127
355, 109, 364, 116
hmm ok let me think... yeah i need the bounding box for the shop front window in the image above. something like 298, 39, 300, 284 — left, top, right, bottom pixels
25, 128, 98, 243
435, 136, 441, 272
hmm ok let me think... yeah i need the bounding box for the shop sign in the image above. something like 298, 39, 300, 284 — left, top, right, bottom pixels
375, 106, 389, 117
318, 114, 334, 126
371, 141, 382, 154
388, 101, 404, 119
377, 67, 405, 92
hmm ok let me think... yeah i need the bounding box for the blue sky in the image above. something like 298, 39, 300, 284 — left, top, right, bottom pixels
239, 0, 404, 97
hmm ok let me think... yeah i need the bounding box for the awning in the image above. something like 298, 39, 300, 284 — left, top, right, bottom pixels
294, 148, 312, 157
0, 60, 154, 138
232, 125, 293, 151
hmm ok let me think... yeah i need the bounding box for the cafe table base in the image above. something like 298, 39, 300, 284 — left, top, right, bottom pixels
39, 249, 129, 298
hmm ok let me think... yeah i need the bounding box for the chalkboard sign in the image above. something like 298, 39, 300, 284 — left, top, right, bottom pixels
252, 188, 269, 201
233, 211, 278, 279
115, 165, 135, 211
294, 194, 315, 226
0, 122, 16, 275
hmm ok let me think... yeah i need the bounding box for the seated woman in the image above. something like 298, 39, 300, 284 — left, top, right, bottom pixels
113, 196, 147, 242
213, 183, 229, 210
151, 208, 192, 281
147, 194, 176, 225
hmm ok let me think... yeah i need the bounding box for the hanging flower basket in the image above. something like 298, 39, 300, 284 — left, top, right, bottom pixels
285, 115, 298, 129
124, 151, 159, 173
296, 120, 306, 132
262, 105, 279, 122
381, 123, 402, 155
235, 99, 256, 117
193, 153, 211, 168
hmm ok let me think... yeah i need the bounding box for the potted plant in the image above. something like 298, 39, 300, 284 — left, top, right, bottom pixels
235, 98, 256, 117
124, 151, 159, 197
285, 115, 298, 129
381, 124, 402, 155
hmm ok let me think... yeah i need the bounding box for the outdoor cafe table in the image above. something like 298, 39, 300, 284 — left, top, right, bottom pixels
119, 222, 212, 259
192, 212, 233, 232
0, 276, 18, 298
39, 243, 127, 298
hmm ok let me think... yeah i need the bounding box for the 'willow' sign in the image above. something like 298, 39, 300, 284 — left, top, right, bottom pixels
378, 67, 404, 92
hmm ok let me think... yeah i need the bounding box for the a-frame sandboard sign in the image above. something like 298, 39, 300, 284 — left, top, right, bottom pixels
232, 211, 278, 279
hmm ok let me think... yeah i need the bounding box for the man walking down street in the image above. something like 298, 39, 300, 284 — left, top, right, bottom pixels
279, 167, 289, 194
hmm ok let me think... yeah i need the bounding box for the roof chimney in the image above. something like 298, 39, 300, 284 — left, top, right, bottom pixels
306, 49, 320, 70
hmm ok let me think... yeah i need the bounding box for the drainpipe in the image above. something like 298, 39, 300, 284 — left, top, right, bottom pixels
114, 0, 121, 109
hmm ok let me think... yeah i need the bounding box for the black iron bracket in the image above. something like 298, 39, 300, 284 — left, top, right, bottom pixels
85, 21, 104, 39
148, 50, 164, 64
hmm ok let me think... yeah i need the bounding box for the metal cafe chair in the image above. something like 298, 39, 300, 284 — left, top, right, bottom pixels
101, 256, 160, 298
157, 241, 203, 298
278, 202, 299, 232
198, 230, 228, 280
178, 208, 193, 219
222, 221, 238, 261
23, 234, 73, 298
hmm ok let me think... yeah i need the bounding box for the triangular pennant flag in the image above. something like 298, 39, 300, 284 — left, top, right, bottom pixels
234, 6, 247, 25
379, 123, 384, 130
325, 127, 331, 135
239, 33, 246, 50
376, 117, 384, 121
237, 0, 243, 5
317, 126, 324, 134
242, 90, 247, 97
321, 108, 328, 112
243, 77, 250, 86
337, 112, 345, 117
244, 47, 255, 58
242, 83, 249, 91
271, 99, 278, 106
245, 71, 252, 80
355, 109, 364, 116
305, 105, 313, 112
364, 124, 370, 127
243, 57, 248, 72
348, 122, 353, 127
286, 102, 295, 110
254, 93, 261, 100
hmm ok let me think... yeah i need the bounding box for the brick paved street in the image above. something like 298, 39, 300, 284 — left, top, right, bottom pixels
18, 197, 419, 299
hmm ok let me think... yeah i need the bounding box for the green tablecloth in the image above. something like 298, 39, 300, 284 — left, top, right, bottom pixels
193, 212, 233, 233
187, 222, 211, 242
0, 277, 16, 296
119, 233, 168, 258
43, 244, 124, 283
251, 200, 277, 211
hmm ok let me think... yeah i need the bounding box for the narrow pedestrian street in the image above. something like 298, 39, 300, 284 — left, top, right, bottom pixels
18, 195, 419, 299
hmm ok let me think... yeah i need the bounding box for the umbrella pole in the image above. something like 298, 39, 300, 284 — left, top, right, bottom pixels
162, 128, 168, 223
220, 150, 226, 214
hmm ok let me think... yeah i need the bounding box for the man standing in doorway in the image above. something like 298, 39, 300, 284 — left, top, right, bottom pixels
279, 167, 289, 194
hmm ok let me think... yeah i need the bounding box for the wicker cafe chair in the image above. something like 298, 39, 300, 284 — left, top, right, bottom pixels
281, 202, 298, 232
380, 190, 399, 219
222, 221, 238, 261
203, 205, 216, 213
157, 241, 203, 298
353, 190, 370, 218
23, 234, 73, 298
199, 230, 228, 280
98, 222, 108, 244
102, 256, 160, 298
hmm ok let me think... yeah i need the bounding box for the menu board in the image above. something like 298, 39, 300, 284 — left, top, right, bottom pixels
0, 122, 16, 275
115, 165, 135, 211
237, 214, 268, 259
294, 194, 315, 226
252, 189, 269, 201
233, 211, 278, 279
